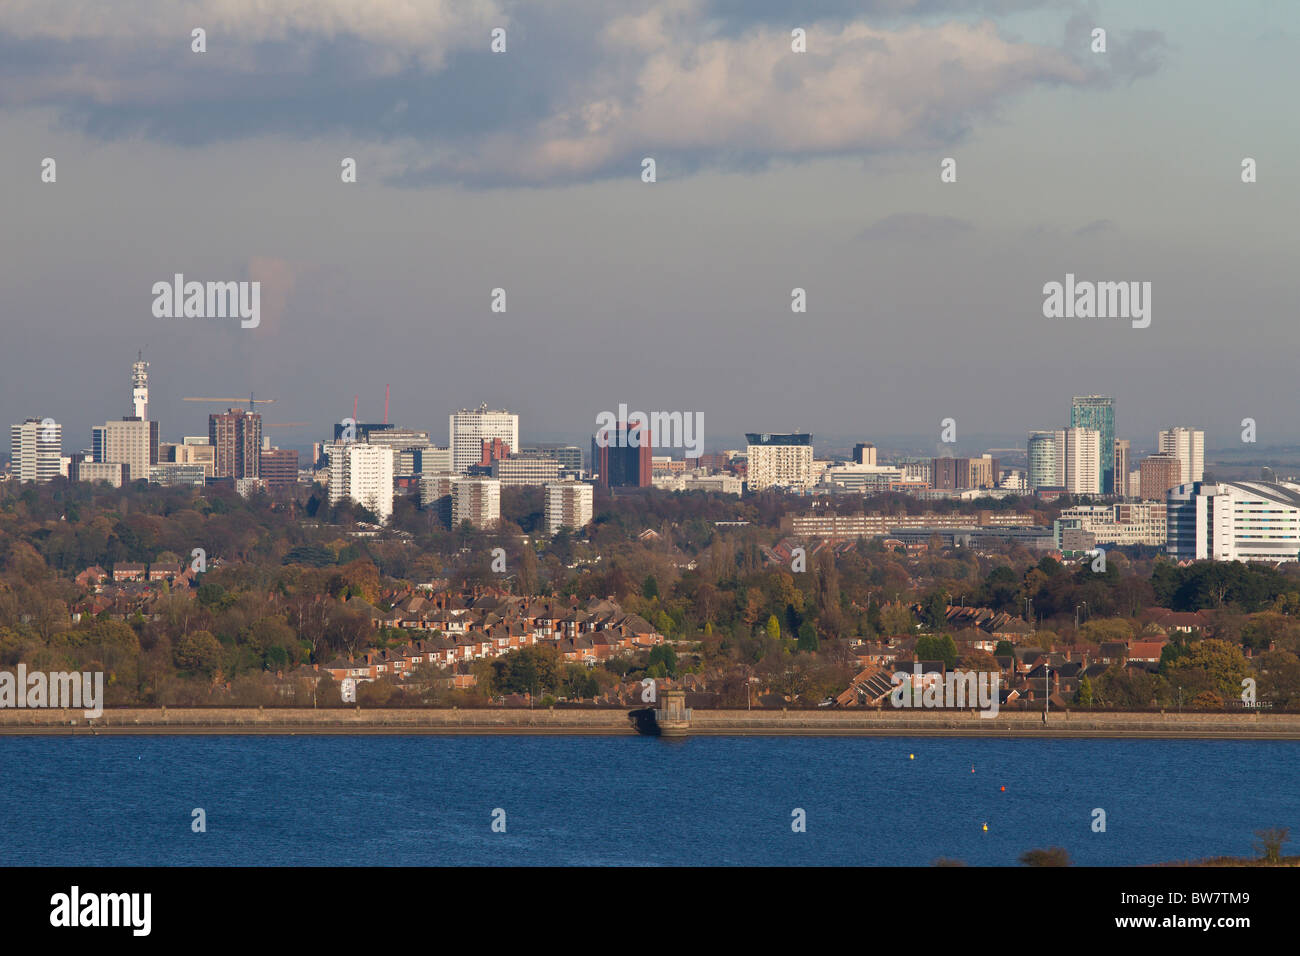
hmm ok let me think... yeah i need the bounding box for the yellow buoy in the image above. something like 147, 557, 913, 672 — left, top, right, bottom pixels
982, 823, 988, 832
909, 753, 914, 760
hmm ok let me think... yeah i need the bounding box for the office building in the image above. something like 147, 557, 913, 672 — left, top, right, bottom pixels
545, 479, 594, 533
10, 418, 63, 483
149, 463, 207, 487
337, 424, 434, 478
1056, 501, 1167, 548
329, 442, 395, 523
260, 448, 299, 490
745, 433, 814, 491
852, 443, 878, 466
1071, 396, 1115, 493
1140, 454, 1182, 501
452, 477, 501, 529
1158, 427, 1205, 484
75, 461, 127, 487
414, 446, 453, 475
594, 419, 653, 489
492, 454, 562, 487
209, 409, 261, 479
931, 455, 1001, 491
93, 418, 159, 482
450, 406, 519, 474
1168, 481, 1300, 563
525, 445, 584, 472
1114, 439, 1130, 497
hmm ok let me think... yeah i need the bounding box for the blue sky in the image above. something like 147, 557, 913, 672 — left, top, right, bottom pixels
1, 1, 1296, 455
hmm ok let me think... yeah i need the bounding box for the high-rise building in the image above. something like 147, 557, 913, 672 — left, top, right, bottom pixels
452, 477, 501, 529
545, 480, 594, 534
260, 448, 299, 490
1071, 396, 1115, 493
328, 442, 395, 523
479, 437, 511, 466
1158, 427, 1204, 484
209, 409, 262, 479
1114, 439, 1131, 497
1027, 430, 1064, 490
449, 405, 519, 474
1168, 481, 1300, 563
931, 455, 1001, 491
744, 433, 814, 491
1063, 427, 1101, 495
419, 472, 457, 525
10, 418, 63, 483
852, 443, 877, 466
1140, 454, 1182, 501
92, 418, 158, 482
594, 420, 653, 489
336, 424, 434, 478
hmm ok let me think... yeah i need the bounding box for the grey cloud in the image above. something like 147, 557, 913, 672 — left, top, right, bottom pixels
0, 1, 1162, 187
1074, 218, 1117, 237
855, 213, 976, 242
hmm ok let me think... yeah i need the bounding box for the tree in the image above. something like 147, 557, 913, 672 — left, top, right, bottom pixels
642, 575, 659, 600
647, 644, 678, 679
797, 622, 819, 652
960, 649, 1000, 673
915, 634, 958, 670
174, 630, 223, 678
1166, 639, 1250, 700
1253, 827, 1290, 864
1018, 847, 1071, 867
765, 614, 782, 642
879, 602, 914, 636
1075, 674, 1094, 708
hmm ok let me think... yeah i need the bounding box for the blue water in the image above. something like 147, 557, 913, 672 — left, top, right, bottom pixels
1, 736, 1296, 866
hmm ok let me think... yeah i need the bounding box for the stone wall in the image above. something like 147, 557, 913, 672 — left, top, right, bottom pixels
2, 707, 1298, 737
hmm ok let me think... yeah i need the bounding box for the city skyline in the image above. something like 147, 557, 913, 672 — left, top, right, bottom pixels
3, 2, 1298, 448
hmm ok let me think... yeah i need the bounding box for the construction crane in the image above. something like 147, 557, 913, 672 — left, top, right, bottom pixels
184, 393, 276, 412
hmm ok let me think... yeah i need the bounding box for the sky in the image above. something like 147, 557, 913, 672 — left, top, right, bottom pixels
1, 0, 1297, 457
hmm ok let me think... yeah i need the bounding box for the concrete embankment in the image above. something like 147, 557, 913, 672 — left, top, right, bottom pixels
1, 708, 1298, 738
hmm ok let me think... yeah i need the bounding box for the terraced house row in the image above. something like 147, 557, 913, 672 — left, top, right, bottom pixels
321, 593, 665, 682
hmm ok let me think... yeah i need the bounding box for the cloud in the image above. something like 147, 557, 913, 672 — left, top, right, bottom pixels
0, 0, 1164, 186
856, 213, 976, 242
1074, 219, 1117, 237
